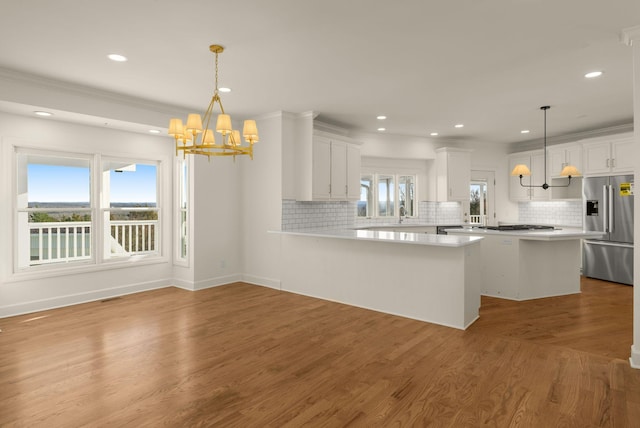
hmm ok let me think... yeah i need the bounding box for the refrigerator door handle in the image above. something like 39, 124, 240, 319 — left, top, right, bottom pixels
603, 185, 609, 232
584, 240, 634, 249
608, 184, 614, 233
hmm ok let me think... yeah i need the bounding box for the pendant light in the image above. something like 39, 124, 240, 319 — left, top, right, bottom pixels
511, 106, 580, 189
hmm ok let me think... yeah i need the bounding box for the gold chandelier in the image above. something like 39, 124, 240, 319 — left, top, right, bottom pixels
168, 44, 259, 159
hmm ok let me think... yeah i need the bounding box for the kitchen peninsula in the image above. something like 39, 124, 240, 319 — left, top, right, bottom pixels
277, 229, 483, 330
447, 226, 604, 300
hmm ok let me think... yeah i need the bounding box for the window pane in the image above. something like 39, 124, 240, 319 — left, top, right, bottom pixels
378, 175, 395, 217
17, 153, 92, 268
470, 184, 482, 215
104, 161, 157, 206
102, 160, 159, 259
358, 175, 373, 217
21, 158, 90, 208
178, 159, 188, 260
399, 176, 415, 217
108, 209, 159, 255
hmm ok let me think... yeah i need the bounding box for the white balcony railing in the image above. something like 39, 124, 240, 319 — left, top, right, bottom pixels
29, 220, 157, 265
469, 215, 487, 225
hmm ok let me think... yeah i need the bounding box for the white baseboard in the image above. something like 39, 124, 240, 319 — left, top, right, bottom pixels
631, 344, 640, 369
192, 274, 243, 291
0, 278, 172, 318
242, 274, 281, 290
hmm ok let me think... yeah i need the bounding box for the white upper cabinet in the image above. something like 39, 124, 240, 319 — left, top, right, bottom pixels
548, 143, 582, 177
310, 134, 361, 201
436, 148, 471, 202
508, 150, 549, 201
346, 144, 361, 200
582, 134, 634, 176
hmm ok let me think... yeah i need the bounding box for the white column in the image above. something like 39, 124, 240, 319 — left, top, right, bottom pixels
622, 25, 640, 369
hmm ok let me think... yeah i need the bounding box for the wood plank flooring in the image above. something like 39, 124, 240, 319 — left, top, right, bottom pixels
0, 277, 638, 427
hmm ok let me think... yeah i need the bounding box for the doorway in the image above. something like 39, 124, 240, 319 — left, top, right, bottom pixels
466, 170, 496, 226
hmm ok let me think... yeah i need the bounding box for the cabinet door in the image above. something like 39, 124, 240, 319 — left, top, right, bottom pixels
583, 142, 611, 175
509, 154, 531, 201
312, 137, 332, 199
530, 152, 549, 200
448, 151, 470, 200
346, 144, 361, 200
330, 141, 348, 200
611, 139, 634, 173
548, 147, 566, 177
565, 145, 582, 175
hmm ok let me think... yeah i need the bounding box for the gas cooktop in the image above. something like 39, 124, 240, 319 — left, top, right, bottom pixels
477, 225, 555, 231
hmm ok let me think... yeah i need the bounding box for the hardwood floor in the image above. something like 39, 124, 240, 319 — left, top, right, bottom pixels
1, 278, 638, 427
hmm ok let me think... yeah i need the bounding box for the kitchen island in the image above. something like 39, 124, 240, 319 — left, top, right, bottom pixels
276, 229, 483, 329
447, 227, 604, 300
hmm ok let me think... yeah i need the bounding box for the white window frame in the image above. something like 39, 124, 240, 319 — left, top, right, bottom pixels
11, 145, 166, 277
358, 172, 418, 219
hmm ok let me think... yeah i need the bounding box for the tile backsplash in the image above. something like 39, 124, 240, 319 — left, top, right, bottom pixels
282, 200, 462, 231
518, 200, 582, 227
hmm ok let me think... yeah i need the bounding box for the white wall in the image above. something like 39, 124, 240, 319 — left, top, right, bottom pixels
240, 112, 284, 289
0, 112, 175, 316
190, 153, 243, 289
623, 25, 640, 369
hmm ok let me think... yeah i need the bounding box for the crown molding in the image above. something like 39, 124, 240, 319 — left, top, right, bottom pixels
509, 122, 633, 152
0, 66, 186, 116
621, 25, 640, 46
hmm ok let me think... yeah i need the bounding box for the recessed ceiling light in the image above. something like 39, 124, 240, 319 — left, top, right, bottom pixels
108, 53, 128, 62
219, 87, 231, 93
430, 132, 438, 136
585, 71, 603, 78
148, 129, 161, 134
454, 124, 464, 128
521, 129, 530, 134
377, 127, 386, 132
34, 111, 53, 117
376, 115, 387, 120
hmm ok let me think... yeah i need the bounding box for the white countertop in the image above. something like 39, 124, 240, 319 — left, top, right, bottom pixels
446, 227, 605, 241
274, 228, 483, 247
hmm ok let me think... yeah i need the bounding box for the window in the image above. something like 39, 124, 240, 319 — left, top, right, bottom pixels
176, 158, 188, 262
359, 175, 373, 217
470, 180, 487, 225
377, 175, 395, 217
398, 175, 415, 217
102, 159, 159, 260
15, 148, 162, 272
16, 152, 92, 268
358, 173, 417, 218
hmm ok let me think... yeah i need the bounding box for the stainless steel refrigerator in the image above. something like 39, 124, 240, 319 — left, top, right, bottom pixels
583, 175, 634, 285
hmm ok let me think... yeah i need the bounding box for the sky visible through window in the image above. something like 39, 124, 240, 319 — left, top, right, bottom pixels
28, 164, 157, 203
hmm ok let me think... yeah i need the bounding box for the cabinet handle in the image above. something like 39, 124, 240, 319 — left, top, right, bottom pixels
449, 188, 452, 197
329, 184, 331, 194
345, 185, 348, 195
606, 158, 610, 168
612, 158, 616, 168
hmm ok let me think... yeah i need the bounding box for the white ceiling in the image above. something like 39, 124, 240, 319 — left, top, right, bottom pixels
0, 0, 638, 146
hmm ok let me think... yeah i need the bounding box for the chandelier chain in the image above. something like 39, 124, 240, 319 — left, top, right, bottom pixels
214, 51, 219, 95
